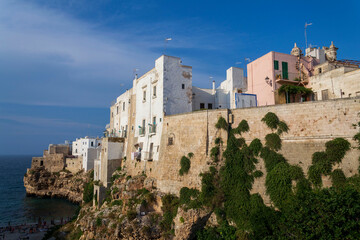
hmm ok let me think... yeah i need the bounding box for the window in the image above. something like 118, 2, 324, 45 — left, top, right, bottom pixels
91, 142, 94, 147
153, 86, 157, 97
282, 62, 288, 79
200, 103, 205, 109
117, 106, 119, 114
318, 68, 322, 74
111, 111, 114, 118
208, 103, 213, 109
321, 89, 329, 100
182, 84, 185, 89
153, 117, 156, 125
143, 91, 146, 101
123, 102, 125, 111
168, 137, 174, 145
274, 60, 279, 70
313, 92, 318, 101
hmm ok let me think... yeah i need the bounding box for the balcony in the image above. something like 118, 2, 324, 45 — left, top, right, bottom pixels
149, 124, 157, 135
275, 72, 301, 85
139, 127, 145, 136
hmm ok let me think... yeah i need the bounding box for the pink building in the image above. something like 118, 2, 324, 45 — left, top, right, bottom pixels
247, 43, 322, 106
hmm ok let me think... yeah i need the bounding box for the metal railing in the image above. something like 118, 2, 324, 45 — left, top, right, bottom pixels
139, 127, 145, 136
149, 124, 157, 134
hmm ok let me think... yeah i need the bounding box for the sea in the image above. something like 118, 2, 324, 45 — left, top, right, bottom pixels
0, 155, 79, 227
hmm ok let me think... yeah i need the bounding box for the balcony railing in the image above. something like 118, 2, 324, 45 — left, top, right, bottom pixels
149, 124, 157, 134
139, 127, 145, 136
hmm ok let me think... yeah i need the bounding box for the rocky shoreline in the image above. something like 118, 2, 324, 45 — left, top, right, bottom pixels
24, 167, 89, 203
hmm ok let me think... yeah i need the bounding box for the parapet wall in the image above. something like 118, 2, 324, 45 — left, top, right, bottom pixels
124, 97, 360, 200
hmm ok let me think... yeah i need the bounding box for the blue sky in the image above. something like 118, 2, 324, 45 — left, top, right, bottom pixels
0, 0, 359, 155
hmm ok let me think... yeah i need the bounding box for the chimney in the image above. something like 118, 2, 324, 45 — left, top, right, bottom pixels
212, 80, 216, 95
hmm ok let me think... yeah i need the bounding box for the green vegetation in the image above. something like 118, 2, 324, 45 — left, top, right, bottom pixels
160, 194, 179, 237
194, 114, 360, 239
96, 217, 102, 227
83, 182, 94, 203
278, 84, 313, 95
179, 156, 191, 176
215, 116, 228, 131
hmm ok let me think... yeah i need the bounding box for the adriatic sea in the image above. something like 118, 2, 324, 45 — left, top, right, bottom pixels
0, 155, 78, 227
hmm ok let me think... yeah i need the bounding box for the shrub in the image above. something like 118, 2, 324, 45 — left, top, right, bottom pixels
210, 146, 220, 162
187, 152, 194, 158
96, 217, 102, 227
179, 156, 191, 176
180, 216, 184, 223
331, 169, 346, 188
325, 138, 350, 163
215, 116, 228, 131
127, 210, 137, 221
83, 181, 94, 203
249, 138, 262, 156
233, 120, 249, 135
215, 137, 222, 145
265, 133, 282, 151
252, 170, 263, 178
277, 121, 289, 135
353, 132, 360, 149
160, 194, 179, 235
179, 187, 201, 209
261, 112, 279, 130
111, 200, 123, 207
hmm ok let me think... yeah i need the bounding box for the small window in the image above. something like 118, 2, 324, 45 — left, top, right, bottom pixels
111, 111, 114, 118
313, 92, 318, 101
153, 86, 157, 97
153, 116, 156, 124
182, 84, 185, 89
123, 102, 125, 111
274, 60, 279, 70
168, 137, 174, 145
91, 142, 94, 147
318, 68, 322, 74
200, 103, 205, 109
143, 91, 146, 101
116, 106, 119, 114
208, 103, 213, 109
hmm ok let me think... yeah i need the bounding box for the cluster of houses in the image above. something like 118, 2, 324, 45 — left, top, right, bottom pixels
31, 41, 360, 204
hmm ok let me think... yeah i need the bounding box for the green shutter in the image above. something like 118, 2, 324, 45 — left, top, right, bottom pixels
282, 62, 288, 79
274, 60, 279, 70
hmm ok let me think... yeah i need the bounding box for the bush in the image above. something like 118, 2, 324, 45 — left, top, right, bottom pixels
111, 200, 123, 207
261, 112, 279, 130
187, 152, 194, 158
96, 217, 102, 227
265, 133, 282, 151
179, 187, 201, 209
127, 210, 137, 221
233, 120, 249, 135
277, 121, 289, 135
215, 117, 228, 131
160, 194, 179, 235
83, 181, 94, 203
331, 169, 346, 188
210, 146, 220, 162
325, 138, 350, 163
179, 156, 191, 176
249, 138, 262, 156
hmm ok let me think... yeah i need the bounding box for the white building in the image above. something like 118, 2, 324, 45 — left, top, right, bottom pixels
72, 137, 101, 171
192, 67, 255, 110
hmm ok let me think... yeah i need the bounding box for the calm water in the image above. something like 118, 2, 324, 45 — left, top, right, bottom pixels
0, 155, 79, 227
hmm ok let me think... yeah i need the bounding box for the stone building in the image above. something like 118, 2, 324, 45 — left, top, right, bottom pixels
31, 143, 71, 172
72, 137, 101, 171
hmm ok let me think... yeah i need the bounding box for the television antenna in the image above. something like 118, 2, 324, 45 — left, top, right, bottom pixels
305, 22, 312, 49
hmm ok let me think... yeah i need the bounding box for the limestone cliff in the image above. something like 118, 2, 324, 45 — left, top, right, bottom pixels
23, 167, 89, 203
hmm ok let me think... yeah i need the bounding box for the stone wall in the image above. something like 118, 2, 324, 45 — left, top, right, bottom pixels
123, 97, 360, 200
65, 156, 82, 173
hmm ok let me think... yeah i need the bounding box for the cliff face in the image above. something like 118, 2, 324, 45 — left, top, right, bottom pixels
24, 167, 89, 203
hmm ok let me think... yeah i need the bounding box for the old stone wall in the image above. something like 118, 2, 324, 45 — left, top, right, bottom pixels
65, 156, 82, 173
123, 97, 360, 199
